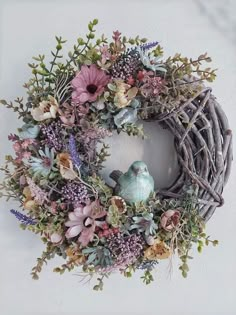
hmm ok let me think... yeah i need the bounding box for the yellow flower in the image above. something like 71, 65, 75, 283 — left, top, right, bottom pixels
23, 186, 37, 210
114, 80, 138, 108
31, 96, 59, 121
144, 239, 171, 260
66, 246, 86, 265
57, 152, 77, 180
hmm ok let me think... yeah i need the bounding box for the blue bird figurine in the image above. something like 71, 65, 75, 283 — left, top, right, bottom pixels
109, 161, 154, 204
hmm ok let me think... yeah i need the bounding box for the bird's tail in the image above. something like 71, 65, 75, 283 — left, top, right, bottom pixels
109, 170, 123, 183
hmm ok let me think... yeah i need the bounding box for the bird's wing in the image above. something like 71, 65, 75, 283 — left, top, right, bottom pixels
109, 170, 123, 184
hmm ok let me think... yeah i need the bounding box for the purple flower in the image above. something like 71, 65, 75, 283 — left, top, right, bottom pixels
10, 209, 36, 225
8, 134, 19, 141
107, 233, 144, 269
61, 181, 89, 204
111, 48, 141, 81
68, 134, 81, 168
41, 121, 64, 151
140, 41, 159, 51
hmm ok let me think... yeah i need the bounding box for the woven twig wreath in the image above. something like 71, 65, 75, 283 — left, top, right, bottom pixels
154, 83, 233, 222
0, 20, 233, 289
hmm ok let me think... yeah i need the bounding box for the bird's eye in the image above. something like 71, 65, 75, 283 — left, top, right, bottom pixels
145, 167, 148, 172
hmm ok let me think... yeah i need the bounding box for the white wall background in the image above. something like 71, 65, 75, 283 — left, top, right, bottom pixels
0, 0, 235, 314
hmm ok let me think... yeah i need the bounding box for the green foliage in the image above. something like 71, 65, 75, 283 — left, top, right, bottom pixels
123, 265, 135, 278
120, 123, 146, 138
87, 174, 113, 205
152, 44, 164, 57
141, 270, 154, 285
94, 143, 110, 170
93, 276, 105, 291
166, 52, 217, 83
31, 243, 57, 280
82, 246, 113, 268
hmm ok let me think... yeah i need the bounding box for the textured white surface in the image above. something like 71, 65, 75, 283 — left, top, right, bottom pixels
0, 0, 236, 314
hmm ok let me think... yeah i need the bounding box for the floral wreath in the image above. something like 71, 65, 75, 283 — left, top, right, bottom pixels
0, 20, 232, 290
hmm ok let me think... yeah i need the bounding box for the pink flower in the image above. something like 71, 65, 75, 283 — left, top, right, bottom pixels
13, 141, 21, 152
58, 103, 75, 126
140, 71, 164, 98
71, 65, 110, 104
22, 151, 31, 159
65, 200, 107, 247
22, 139, 35, 149
160, 209, 181, 231
100, 45, 111, 64
50, 232, 63, 244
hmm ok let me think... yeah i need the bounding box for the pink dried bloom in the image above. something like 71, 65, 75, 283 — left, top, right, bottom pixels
13, 141, 21, 152
21, 139, 35, 149
22, 151, 31, 159
71, 64, 110, 104
12, 139, 35, 163
100, 45, 111, 64
160, 209, 181, 231
50, 232, 63, 244
19, 175, 27, 186
112, 30, 122, 42
58, 103, 75, 126
26, 177, 49, 205
140, 71, 164, 98
65, 200, 107, 247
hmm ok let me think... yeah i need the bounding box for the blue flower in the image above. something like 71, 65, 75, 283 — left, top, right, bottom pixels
137, 47, 166, 73
28, 146, 56, 177
130, 212, 158, 236
18, 124, 40, 139
114, 107, 138, 128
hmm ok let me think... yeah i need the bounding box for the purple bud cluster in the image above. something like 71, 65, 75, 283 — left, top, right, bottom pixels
68, 134, 81, 168
61, 181, 89, 203
8, 134, 19, 141
140, 41, 159, 51
41, 121, 64, 151
111, 48, 141, 81
10, 209, 36, 225
107, 233, 144, 268
137, 259, 159, 270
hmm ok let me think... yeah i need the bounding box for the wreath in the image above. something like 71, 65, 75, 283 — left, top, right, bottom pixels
0, 20, 232, 290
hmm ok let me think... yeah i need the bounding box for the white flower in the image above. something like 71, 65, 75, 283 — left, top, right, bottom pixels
57, 153, 77, 180
31, 96, 59, 122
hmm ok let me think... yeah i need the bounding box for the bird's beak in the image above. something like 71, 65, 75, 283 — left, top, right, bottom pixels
134, 169, 142, 176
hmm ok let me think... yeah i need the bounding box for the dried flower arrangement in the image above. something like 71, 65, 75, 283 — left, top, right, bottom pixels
0, 19, 232, 290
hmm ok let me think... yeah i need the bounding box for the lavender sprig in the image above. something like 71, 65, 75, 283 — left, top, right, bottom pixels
10, 209, 36, 225
69, 134, 81, 168
137, 259, 159, 271
140, 41, 159, 51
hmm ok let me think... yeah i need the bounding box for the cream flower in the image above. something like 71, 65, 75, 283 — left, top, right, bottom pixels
57, 152, 76, 180
23, 186, 37, 210
114, 80, 138, 108
144, 239, 171, 260
31, 96, 59, 121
